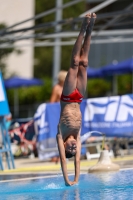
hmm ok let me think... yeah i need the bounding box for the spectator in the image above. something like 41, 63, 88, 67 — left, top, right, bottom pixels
49, 71, 67, 162
50, 70, 67, 103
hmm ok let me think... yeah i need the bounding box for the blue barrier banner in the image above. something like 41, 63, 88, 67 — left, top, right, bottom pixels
82, 95, 133, 137
34, 103, 60, 142
0, 72, 10, 116
34, 94, 133, 142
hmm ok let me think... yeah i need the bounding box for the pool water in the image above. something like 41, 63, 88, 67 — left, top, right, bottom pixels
0, 169, 133, 200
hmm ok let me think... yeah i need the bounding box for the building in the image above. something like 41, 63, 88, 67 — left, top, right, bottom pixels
0, 0, 34, 78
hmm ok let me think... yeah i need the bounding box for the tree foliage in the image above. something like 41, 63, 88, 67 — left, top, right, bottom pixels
0, 24, 15, 78
34, 0, 86, 78
87, 78, 111, 98
0, 24, 22, 78
6, 77, 52, 106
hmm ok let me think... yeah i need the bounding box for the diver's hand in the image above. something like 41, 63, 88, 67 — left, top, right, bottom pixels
65, 181, 74, 186
71, 180, 78, 185
65, 180, 78, 186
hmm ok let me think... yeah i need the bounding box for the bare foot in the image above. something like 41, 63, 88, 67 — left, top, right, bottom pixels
92, 13, 97, 18
87, 12, 97, 34
80, 13, 91, 33
91, 12, 97, 23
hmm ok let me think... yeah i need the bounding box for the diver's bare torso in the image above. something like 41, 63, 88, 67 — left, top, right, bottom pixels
59, 102, 81, 140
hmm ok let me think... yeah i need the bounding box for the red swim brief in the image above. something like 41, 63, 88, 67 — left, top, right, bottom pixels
60, 88, 83, 103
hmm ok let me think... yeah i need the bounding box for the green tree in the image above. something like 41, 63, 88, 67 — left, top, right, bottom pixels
0, 24, 14, 78
0, 24, 22, 78
87, 78, 111, 98
34, 0, 86, 78
118, 74, 132, 95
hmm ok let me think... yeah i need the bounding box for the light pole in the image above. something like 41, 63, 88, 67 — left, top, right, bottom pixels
52, 0, 62, 86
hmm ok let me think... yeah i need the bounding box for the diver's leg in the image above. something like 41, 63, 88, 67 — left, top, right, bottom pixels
62, 14, 91, 95
77, 13, 96, 96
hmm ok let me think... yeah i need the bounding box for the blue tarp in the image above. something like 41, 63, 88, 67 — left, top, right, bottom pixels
34, 94, 133, 141
4, 76, 43, 118
101, 58, 133, 76
87, 67, 104, 78
4, 76, 43, 88
87, 58, 133, 79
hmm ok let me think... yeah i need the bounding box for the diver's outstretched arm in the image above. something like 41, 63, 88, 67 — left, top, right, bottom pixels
73, 136, 81, 184
56, 131, 72, 186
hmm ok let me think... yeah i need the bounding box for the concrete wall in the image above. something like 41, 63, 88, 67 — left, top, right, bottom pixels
0, 0, 34, 78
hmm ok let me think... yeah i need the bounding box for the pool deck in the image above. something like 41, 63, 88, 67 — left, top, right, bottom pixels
0, 155, 133, 175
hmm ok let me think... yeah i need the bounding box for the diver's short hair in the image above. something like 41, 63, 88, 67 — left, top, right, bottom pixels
58, 70, 67, 83
65, 151, 75, 159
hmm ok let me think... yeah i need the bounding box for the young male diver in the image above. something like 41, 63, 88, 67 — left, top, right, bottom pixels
56, 13, 96, 186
